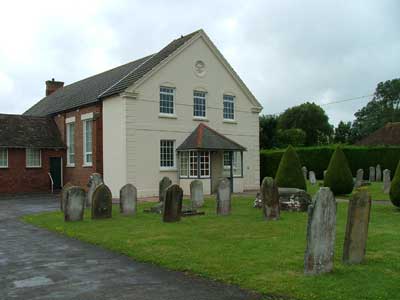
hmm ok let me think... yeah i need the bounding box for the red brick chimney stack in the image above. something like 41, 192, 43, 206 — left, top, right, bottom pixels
45, 78, 64, 96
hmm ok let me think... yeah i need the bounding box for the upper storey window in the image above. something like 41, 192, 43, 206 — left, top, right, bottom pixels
0, 148, 8, 168
193, 91, 206, 118
160, 87, 175, 115
223, 95, 235, 120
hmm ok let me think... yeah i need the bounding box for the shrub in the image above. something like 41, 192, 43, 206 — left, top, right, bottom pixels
275, 145, 306, 190
323, 146, 354, 195
389, 159, 400, 207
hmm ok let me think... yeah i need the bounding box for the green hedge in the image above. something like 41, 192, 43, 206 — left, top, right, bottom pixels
260, 145, 400, 181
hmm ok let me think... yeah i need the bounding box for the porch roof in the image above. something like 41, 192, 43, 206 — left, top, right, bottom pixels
177, 123, 246, 152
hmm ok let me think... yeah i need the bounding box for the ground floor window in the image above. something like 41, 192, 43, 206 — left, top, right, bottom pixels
160, 140, 175, 169
179, 151, 210, 178
223, 151, 242, 177
0, 148, 8, 168
26, 148, 41, 168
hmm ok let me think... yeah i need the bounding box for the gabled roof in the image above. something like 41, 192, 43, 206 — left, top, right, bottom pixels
177, 123, 246, 151
24, 30, 200, 116
356, 122, 400, 146
0, 114, 65, 149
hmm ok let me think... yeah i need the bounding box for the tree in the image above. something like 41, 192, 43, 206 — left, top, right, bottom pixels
334, 121, 352, 144
259, 115, 279, 149
352, 78, 400, 141
324, 146, 353, 195
276, 128, 306, 148
278, 102, 333, 146
275, 145, 306, 190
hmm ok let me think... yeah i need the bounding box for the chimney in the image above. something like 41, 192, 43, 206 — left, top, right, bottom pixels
45, 78, 64, 96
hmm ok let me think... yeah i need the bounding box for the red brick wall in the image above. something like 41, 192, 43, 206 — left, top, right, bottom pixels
53, 104, 103, 189
0, 148, 64, 194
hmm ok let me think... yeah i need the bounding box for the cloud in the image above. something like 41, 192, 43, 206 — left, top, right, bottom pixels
0, 0, 399, 125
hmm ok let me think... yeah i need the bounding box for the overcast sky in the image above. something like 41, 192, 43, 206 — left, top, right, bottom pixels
0, 0, 398, 125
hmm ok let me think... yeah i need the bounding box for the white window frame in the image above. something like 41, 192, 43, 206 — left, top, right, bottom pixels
66, 118, 75, 167
223, 151, 242, 177
159, 86, 175, 116
193, 90, 207, 118
223, 95, 235, 120
179, 151, 189, 177
26, 148, 41, 168
82, 116, 93, 167
179, 151, 210, 179
199, 151, 210, 178
0, 148, 8, 168
160, 140, 176, 170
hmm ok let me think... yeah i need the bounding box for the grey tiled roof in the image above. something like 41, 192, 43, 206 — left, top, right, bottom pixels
0, 114, 65, 148
24, 30, 200, 117
177, 123, 246, 151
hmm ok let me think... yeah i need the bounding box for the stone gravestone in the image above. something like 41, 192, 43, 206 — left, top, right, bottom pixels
369, 166, 375, 182
304, 187, 336, 275
216, 178, 231, 216
60, 182, 73, 212
323, 170, 327, 180
309, 171, 317, 185
190, 180, 204, 208
383, 169, 391, 194
64, 186, 86, 222
87, 173, 103, 207
159, 177, 172, 203
354, 169, 364, 188
302, 166, 308, 180
278, 188, 312, 212
376, 164, 382, 181
343, 189, 372, 264
163, 184, 183, 222
91, 184, 112, 219
120, 184, 137, 216
261, 177, 280, 220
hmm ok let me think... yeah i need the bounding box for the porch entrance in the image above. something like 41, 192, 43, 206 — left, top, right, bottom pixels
49, 157, 62, 190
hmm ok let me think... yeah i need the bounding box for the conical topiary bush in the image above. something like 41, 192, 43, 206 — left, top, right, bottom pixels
389, 159, 400, 208
323, 146, 353, 195
275, 145, 306, 190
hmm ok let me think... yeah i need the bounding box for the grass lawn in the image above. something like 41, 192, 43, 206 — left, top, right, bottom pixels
24, 197, 400, 300
307, 181, 390, 201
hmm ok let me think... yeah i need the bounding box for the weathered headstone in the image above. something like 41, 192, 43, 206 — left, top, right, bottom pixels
278, 188, 312, 212
323, 170, 327, 180
216, 178, 231, 216
343, 188, 371, 264
86, 173, 103, 207
369, 166, 375, 182
60, 182, 73, 212
163, 184, 183, 222
159, 177, 172, 203
190, 180, 204, 208
383, 169, 391, 194
376, 164, 382, 181
64, 186, 86, 222
261, 177, 280, 220
302, 166, 308, 180
304, 187, 336, 275
91, 184, 112, 219
309, 171, 317, 185
354, 169, 364, 188
120, 184, 137, 216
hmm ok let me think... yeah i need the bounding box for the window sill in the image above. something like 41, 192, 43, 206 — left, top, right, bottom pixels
66, 164, 75, 168
193, 117, 209, 122
82, 164, 93, 168
223, 119, 237, 124
26, 166, 42, 169
0, 167, 9, 169
159, 113, 177, 119
160, 167, 177, 172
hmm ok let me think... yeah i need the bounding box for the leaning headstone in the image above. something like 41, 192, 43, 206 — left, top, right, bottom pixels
343, 188, 372, 264
383, 169, 391, 194
369, 166, 375, 182
120, 184, 137, 216
375, 164, 382, 181
163, 184, 183, 222
190, 180, 204, 208
309, 171, 317, 185
64, 186, 86, 222
159, 177, 172, 203
261, 177, 280, 220
354, 169, 364, 188
91, 184, 112, 219
216, 178, 231, 216
60, 182, 73, 212
302, 166, 308, 180
87, 173, 103, 207
304, 187, 336, 275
